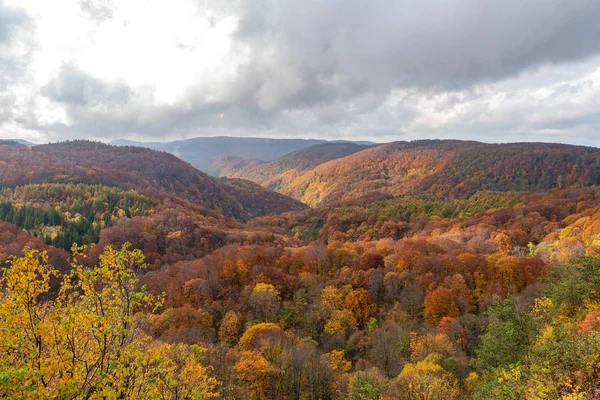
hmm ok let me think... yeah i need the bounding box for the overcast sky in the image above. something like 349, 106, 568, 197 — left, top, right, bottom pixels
1, 0, 600, 145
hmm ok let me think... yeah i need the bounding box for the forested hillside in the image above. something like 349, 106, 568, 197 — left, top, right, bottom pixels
2, 139, 600, 398
210, 142, 371, 191
206, 155, 265, 177
218, 178, 307, 217
0, 183, 157, 250
217, 140, 600, 207
0, 140, 304, 220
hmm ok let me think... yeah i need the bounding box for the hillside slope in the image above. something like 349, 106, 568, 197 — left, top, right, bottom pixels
205, 155, 264, 177
0, 140, 305, 219
213, 142, 371, 190
247, 140, 600, 206
219, 177, 307, 217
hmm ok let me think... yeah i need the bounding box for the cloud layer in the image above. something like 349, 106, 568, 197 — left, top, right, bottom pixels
2, 0, 600, 145
0, 0, 31, 124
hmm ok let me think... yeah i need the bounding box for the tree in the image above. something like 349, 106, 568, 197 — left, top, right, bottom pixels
149, 343, 220, 399
475, 297, 534, 371
548, 254, 600, 316
219, 310, 242, 347
234, 350, 277, 400
399, 283, 425, 318
239, 322, 285, 351
323, 350, 351, 375
348, 368, 386, 400
360, 252, 385, 270
321, 284, 352, 311
369, 322, 411, 378
250, 283, 281, 322
424, 286, 459, 325
324, 309, 356, 335
148, 304, 215, 343
394, 354, 460, 400
345, 288, 377, 328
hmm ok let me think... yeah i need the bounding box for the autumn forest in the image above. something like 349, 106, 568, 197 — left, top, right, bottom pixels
2, 139, 600, 399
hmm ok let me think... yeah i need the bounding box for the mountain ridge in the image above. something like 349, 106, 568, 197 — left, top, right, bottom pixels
215, 139, 600, 207
109, 136, 376, 170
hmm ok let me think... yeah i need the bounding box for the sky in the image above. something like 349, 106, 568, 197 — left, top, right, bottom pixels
1, 0, 600, 146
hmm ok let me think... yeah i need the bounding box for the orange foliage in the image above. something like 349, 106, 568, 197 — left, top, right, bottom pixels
424, 287, 460, 325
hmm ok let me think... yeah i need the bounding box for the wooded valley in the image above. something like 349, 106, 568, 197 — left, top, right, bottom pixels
2, 139, 600, 399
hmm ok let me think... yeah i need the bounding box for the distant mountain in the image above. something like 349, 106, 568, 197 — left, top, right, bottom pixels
0, 139, 38, 146
108, 139, 146, 146
353, 140, 378, 145
216, 140, 600, 207
0, 140, 306, 219
110, 136, 332, 170
211, 142, 372, 190
15, 139, 38, 146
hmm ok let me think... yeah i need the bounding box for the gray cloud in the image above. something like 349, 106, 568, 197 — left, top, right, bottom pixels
41, 64, 131, 107
35, 65, 237, 140
227, 0, 600, 111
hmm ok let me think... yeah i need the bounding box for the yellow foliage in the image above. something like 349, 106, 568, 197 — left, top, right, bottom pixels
252, 282, 280, 297
398, 355, 460, 400
238, 322, 283, 350
234, 350, 277, 400
410, 333, 457, 362
538, 325, 554, 345
401, 358, 444, 377
321, 284, 351, 311
532, 297, 555, 315
464, 372, 479, 391
560, 392, 586, 400
236, 259, 249, 280
219, 310, 242, 347
324, 309, 356, 334
497, 364, 522, 384
0, 244, 220, 399
324, 350, 351, 374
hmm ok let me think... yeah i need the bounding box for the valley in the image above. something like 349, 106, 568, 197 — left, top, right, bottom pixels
1, 139, 600, 398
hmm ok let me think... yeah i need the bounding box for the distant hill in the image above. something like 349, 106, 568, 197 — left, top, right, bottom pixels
212, 142, 372, 190
14, 139, 38, 146
0, 140, 306, 219
205, 155, 264, 177
222, 140, 600, 207
110, 136, 332, 170
0, 139, 38, 146
353, 140, 378, 145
